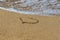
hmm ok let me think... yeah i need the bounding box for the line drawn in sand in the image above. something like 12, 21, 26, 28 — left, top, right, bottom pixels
19, 17, 39, 24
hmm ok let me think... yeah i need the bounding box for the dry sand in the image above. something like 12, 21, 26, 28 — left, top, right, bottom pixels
0, 9, 60, 40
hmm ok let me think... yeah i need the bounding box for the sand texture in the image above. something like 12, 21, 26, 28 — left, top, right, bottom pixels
0, 9, 60, 40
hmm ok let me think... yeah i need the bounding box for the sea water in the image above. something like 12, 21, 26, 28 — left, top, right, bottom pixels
0, 0, 60, 16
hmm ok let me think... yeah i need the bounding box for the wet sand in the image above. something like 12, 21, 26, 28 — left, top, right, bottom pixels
0, 9, 60, 40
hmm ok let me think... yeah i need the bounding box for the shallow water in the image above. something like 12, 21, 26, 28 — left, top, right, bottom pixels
0, 0, 60, 16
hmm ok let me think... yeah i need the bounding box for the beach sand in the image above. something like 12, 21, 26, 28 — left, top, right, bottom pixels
0, 9, 60, 40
